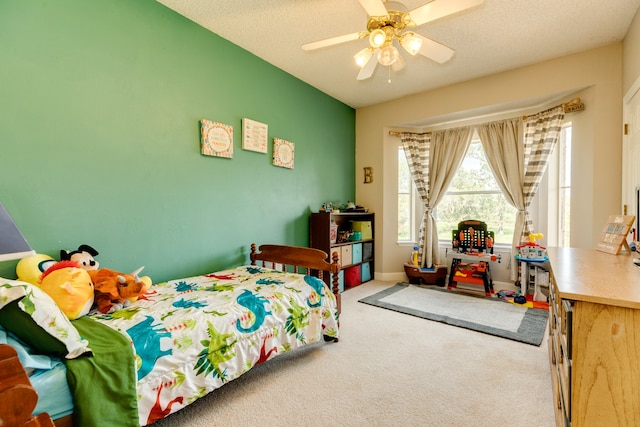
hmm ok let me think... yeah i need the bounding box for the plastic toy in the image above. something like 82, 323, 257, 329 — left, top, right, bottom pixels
448, 220, 500, 296
515, 233, 548, 262
404, 263, 448, 286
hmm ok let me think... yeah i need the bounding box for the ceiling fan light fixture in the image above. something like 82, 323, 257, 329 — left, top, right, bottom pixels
377, 44, 399, 66
400, 32, 423, 56
354, 47, 374, 68
302, 0, 480, 81
369, 29, 386, 48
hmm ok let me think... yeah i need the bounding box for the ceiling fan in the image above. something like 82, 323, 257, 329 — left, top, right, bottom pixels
302, 0, 484, 81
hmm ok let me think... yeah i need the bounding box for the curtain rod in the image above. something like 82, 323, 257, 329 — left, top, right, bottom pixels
388, 130, 429, 137
388, 97, 585, 137
522, 97, 584, 121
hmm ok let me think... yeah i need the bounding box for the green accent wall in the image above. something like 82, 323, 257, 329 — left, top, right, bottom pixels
0, 0, 355, 282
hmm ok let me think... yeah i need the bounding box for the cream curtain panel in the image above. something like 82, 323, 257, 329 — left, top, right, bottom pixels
477, 106, 564, 279
402, 127, 472, 267
477, 117, 525, 280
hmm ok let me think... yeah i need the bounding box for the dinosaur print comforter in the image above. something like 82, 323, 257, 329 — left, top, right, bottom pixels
88, 265, 340, 426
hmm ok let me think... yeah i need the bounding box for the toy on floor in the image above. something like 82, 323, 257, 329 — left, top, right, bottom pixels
448, 220, 500, 296
497, 289, 549, 310
404, 263, 448, 286
515, 233, 548, 262
514, 233, 549, 302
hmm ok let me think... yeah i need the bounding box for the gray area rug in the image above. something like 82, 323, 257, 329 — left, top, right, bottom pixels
359, 283, 549, 346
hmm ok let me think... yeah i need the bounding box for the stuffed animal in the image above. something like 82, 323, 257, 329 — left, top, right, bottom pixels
60, 244, 152, 313
38, 261, 95, 320
60, 244, 100, 271
16, 254, 56, 286
88, 268, 149, 314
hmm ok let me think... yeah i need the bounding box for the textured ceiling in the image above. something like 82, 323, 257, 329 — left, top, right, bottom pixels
156, 0, 640, 109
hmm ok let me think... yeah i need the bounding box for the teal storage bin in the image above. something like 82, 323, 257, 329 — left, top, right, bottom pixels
352, 243, 363, 264
361, 262, 371, 282
338, 269, 345, 293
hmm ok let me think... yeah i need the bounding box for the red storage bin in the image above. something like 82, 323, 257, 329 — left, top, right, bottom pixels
345, 265, 361, 287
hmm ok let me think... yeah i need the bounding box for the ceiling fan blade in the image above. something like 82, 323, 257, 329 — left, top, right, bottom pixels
391, 53, 406, 72
357, 53, 378, 80
416, 35, 455, 63
359, 0, 388, 17
410, 0, 484, 26
302, 32, 366, 51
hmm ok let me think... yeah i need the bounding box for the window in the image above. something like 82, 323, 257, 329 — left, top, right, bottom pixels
397, 137, 517, 245
436, 140, 516, 245
558, 124, 572, 247
398, 147, 414, 242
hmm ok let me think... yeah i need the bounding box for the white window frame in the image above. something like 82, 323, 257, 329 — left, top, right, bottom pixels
546, 122, 571, 247
397, 145, 419, 244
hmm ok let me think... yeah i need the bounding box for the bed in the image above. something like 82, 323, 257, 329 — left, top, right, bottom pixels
0, 243, 341, 427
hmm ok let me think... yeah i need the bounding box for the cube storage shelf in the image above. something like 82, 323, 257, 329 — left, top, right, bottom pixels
310, 212, 374, 291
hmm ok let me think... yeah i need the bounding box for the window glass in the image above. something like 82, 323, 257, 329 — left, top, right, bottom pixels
436, 141, 517, 244
398, 147, 412, 241
558, 125, 572, 247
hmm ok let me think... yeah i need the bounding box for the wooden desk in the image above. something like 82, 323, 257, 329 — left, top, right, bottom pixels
546, 247, 640, 426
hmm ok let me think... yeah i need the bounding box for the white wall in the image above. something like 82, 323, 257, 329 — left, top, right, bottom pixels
356, 44, 623, 282
622, 7, 640, 224
623, 8, 640, 95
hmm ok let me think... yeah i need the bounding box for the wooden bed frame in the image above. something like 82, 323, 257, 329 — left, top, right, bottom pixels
1, 243, 341, 427
0, 344, 55, 426
250, 243, 341, 313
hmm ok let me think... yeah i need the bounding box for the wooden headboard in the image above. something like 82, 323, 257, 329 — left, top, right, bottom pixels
250, 243, 341, 312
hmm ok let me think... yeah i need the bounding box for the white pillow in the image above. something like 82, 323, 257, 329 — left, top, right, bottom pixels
0, 278, 91, 359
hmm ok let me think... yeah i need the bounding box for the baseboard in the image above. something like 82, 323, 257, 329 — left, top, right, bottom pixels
376, 271, 408, 282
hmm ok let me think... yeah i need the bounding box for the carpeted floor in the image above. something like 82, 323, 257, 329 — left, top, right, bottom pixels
153, 281, 555, 427
359, 283, 549, 346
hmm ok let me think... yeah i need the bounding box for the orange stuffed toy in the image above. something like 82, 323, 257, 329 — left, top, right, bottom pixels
88, 268, 148, 314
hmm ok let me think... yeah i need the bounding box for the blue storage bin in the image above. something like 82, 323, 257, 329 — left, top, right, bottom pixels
361, 262, 372, 282
352, 243, 363, 264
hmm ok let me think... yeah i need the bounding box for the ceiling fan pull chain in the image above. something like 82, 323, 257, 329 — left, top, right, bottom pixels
388, 66, 392, 84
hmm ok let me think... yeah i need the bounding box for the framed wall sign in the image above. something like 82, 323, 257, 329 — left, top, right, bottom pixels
273, 138, 294, 169
242, 118, 268, 153
200, 119, 233, 158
